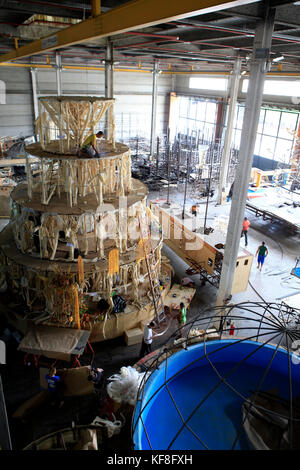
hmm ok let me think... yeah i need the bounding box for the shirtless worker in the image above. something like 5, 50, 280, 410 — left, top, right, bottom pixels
78, 131, 104, 157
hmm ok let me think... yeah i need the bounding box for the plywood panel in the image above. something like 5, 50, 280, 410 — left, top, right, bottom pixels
232, 254, 253, 294
151, 202, 216, 275
151, 201, 254, 295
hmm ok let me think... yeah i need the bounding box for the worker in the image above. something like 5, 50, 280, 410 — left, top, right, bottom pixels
241, 217, 250, 247
227, 181, 234, 202
177, 302, 187, 338
139, 321, 156, 358
229, 322, 235, 336
255, 241, 269, 272
181, 277, 195, 288
191, 205, 198, 232
88, 366, 105, 400
45, 367, 64, 408
79, 131, 104, 158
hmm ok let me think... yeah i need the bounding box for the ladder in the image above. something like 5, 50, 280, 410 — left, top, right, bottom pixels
138, 215, 165, 324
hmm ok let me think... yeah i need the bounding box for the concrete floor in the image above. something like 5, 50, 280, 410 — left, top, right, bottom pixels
0, 186, 299, 450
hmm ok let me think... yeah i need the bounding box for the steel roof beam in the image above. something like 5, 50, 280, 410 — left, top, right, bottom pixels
0, 0, 260, 63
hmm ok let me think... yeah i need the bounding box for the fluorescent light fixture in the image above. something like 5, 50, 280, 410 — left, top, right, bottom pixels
241, 70, 247, 75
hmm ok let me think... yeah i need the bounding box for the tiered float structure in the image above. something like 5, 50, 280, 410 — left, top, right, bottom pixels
0, 96, 172, 342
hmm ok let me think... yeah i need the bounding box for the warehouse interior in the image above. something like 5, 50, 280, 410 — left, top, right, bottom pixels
0, 0, 299, 452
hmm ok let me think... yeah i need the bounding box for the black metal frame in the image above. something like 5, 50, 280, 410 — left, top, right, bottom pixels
185, 256, 221, 288
132, 301, 300, 451
246, 202, 299, 233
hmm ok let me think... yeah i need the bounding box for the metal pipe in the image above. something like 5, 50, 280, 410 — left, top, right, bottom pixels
150, 61, 158, 158
166, 20, 254, 36
55, 52, 62, 95
167, 142, 171, 205
105, 38, 113, 98
167, 19, 300, 44
182, 142, 191, 219
216, 6, 276, 318
204, 151, 213, 231
125, 32, 180, 40
217, 57, 242, 205
2, 60, 300, 77
116, 39, 175, 50
30, 67, 39, 122
123, 48, 234, 63
156, 136, 160, 174
177, 134, 181, 180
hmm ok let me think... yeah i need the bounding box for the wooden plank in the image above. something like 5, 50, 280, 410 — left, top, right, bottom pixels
0, 158, 38, 167
163, 283, 196, 312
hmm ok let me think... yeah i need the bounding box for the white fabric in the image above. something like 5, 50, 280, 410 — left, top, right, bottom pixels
106, 366, 148, 406
91, 413, 124, 438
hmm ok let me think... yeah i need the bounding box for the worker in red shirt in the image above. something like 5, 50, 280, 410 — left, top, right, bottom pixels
229, 322, 235, 336
241, 217, 250, 247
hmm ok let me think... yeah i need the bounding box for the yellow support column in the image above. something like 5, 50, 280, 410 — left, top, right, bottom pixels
91, 0, 101, 17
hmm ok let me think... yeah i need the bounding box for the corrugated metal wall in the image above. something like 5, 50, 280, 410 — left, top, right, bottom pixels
0, 68, 34, 137
0, 66, 172, 139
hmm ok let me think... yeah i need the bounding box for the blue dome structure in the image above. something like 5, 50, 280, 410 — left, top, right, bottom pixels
132, 302, 300, 450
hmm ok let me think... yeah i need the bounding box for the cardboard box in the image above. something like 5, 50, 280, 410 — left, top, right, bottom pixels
124, 328, 143, 346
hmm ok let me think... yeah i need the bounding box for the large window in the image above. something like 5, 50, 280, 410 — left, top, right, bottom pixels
232, 105, 299, 164
114, 112, 151, 141
169, 93, 299, 165
169, 95, 218, 143
189, 77, 228, 92
242, 79, 300, 98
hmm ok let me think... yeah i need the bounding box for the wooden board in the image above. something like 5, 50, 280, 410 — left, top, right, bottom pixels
18, 326, 91, 361
124, 327, 143, 346
163, 283, 196, 311
40, 366, 94, 397
151, 200, 253, 295
0, 158, 38, 167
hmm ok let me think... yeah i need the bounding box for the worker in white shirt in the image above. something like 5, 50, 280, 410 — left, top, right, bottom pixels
139, 321, 157, 358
